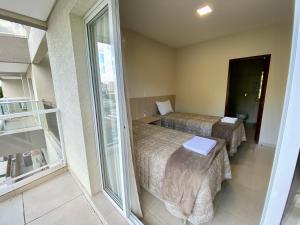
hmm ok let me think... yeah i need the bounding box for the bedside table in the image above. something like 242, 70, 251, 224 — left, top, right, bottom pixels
136, 116, 161, 126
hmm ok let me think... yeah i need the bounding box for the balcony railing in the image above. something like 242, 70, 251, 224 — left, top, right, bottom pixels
0, 102, 65, 195
0, 99, 42, 115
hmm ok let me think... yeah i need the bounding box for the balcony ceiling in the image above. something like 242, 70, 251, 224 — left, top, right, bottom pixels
0, 0, 56, 21
0, 35, 30, 63
0, 62, 29, 75
120, 0, 294, 47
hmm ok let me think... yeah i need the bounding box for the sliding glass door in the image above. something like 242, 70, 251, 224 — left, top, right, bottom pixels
86, 1, 142, 223
87, 3, 124, 205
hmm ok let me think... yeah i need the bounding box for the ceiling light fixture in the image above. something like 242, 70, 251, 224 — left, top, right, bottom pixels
197, 5, 212, 16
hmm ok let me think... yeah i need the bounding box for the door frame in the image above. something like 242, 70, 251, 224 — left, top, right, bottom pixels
84, 1, 143, 224
260, 0, 300, 223
224, 54, 271, 143
85, 0, 127, 210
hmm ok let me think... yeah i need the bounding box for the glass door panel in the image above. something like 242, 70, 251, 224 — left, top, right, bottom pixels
87, 6, 123, 205
86, 1, 143, 224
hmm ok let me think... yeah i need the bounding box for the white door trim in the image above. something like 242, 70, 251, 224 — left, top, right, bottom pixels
260, 1, 300, 224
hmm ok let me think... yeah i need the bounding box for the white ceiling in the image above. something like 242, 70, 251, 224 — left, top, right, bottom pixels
120, 0, 294, 47
0, 75, 22, 80
0, 62, 28, 74
0, 0, 56, 21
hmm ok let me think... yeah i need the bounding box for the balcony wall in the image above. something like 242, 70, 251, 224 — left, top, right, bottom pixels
46, 0, 100, 195
0, 36, 30, 63
27, 28, 47, 63
1, 79, 24, 98
31, 53, 56, 105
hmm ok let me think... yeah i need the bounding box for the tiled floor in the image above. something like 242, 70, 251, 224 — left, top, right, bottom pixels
281, 152, 300, 225
0, 131, 275, 225
140, 139, 275, 225
0, 173, 103, 225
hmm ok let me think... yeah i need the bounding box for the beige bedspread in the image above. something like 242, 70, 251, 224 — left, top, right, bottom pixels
161, 112, 219, 136
162, 140, 225, 217
133, 121, 232, 224
161, 112, 246, 155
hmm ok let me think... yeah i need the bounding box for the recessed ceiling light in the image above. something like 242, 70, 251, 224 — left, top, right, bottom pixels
197, 5, 212, 16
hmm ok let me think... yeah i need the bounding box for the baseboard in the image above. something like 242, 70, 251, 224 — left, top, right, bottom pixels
259, 142, 276, 149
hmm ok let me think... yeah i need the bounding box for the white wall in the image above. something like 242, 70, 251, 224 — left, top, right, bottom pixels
31, 53, 56, 104
28, 27, 47, 62
175, 24, 292, 145
1, 79, 24, 97
69, 13, 101, 195
24, 66, 35, 99
21, 75, 31, 98
46, 0, 100, 195
123, 29, 176, 98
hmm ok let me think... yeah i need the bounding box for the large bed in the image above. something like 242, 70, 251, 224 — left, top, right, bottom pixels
160, 112, 246, 156
133, 121, 232, 225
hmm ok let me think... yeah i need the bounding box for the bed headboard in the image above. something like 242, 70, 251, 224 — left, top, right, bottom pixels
129, 95, 176, 120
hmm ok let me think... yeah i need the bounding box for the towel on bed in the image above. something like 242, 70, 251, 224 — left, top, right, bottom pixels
221, 117, 238, 124
161, 139, 225, 217
212, 120, 242, 150
183, 136, 217, 156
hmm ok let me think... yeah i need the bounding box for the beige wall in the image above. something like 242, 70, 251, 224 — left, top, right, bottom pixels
175, 24, 292, 145
31, 53, 56, 104
1, 79, 24, 98
123, 29, 176, 98
124, 24, 292, 145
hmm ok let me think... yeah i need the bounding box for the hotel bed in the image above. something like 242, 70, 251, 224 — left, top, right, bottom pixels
133, 121, 231, 225
160, 112, 246, 156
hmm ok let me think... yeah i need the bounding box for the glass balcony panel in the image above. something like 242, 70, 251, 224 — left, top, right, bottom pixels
0, 110, 64, 193
0, 100, 44, 115
0, 115, 40, 134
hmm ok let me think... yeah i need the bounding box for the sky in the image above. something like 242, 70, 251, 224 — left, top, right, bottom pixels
0, 19, 27, 37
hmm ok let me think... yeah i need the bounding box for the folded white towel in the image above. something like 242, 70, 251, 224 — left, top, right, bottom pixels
221, 117, 238, 124
183, 136, 217, 156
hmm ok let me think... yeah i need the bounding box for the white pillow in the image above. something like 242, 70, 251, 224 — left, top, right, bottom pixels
156, 100, 174, 115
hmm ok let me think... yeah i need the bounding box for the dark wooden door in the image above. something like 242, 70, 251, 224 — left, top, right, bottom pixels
225, 55, 271, 143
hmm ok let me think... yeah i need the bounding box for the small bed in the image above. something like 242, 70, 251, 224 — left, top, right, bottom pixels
133, 121, 231, 225
160, 112, 246, 156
